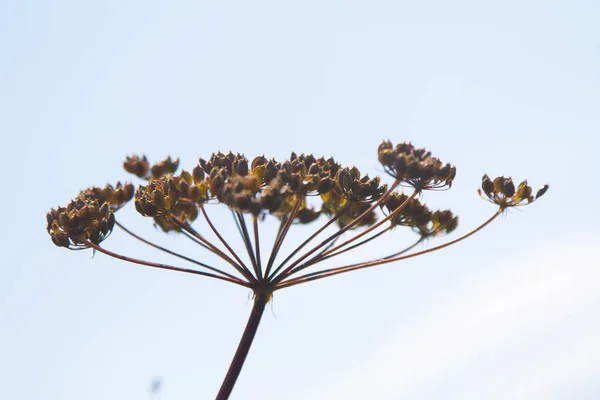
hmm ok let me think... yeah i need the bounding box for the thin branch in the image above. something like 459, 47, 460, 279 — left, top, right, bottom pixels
179, 227, 213, 251
276, 210, 502, 289
302, 235, 341, 267
313, 228, 424, 267
253, 215, 262, 280
280, 188, 417, 280
172, 218, 257, 284
271, 180, 401, 284
317, 226, 392, 263
274, 216, 287, 239
231, 209, 245, 240
230, 210, 261, 279
267, 209, 344, 281
318, 189, 419, 259
199, 205, 252, 277
262, 215, 288, 278
115, 221, 245, 283
382, 235, 425, 260
81, 239, 250, 287
267, 235, 343, 285
289, 235, 424, 283
236, 211, 260, 280
263, 196, 303, 279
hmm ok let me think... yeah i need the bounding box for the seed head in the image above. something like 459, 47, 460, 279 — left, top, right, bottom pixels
134, 171, 200, 232
378, 141, 456, 190
46, 198, 115, 249
478, 174, 549, 209
124, 155, 180, 180
77, 182, 134, 210
150, 156, 180, 178
123, 155, 150, 178
383, 192, 458, 237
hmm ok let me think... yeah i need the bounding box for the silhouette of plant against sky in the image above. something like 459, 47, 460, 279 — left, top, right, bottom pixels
46, 141, 548, 399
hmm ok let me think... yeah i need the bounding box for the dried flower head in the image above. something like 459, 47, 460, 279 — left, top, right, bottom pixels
150, 156, 180, 178
123, 155, 150, 178
378, 140, 456, 190
46, 198, 115, 249
134, 170, 199, 231
383, 193, 458, 237
124, 155, 180, 180
77, 182, 134, 210
478, 174, 549, 209
190, 151, 384, 228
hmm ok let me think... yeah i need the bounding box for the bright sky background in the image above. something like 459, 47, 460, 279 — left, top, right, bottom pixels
1, 1, 599, 399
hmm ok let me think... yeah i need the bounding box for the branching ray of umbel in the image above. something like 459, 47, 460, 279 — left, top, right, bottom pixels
46, 143, 549, 399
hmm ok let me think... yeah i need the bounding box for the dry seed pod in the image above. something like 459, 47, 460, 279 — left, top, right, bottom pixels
481, 175, 494, 196
536, 184, 549, 199
251, 155, 267, 171
503, 178, 515, 197
493, 176, 505, 193
124, 154, 150, 178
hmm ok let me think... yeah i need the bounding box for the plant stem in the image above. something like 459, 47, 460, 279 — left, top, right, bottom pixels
216, 290, 270, 400
115, 221, 241, 282
200, 205, 251, 274
271, 180, 401, 284
276, 209, 502, 289
172, 218, 257, 284
318, 189, 418, 258
236, 211, 260, 280
263, 196, 303, 279
80, 239, 249, 287
252, 216, 262, 279
316, 226, 392, 263
267, 209, 344, 281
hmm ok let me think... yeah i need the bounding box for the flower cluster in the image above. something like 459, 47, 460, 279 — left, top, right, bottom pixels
46, 198, 115, 249
378, 141, 456, 190
78, 182, 135, 210
47, 181, 135, 249
123, 155, 150, 178
318, 165, 384, 227
383, 192, 458, 237
124, 155, 179, 179
48, 144, 548, 253
200, 152, 343, 210
129, 151, 387, 229
134, 170, 200, 232
478, 175, 549, 209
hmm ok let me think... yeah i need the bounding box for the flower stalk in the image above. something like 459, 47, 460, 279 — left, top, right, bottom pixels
216, 290, 270, 400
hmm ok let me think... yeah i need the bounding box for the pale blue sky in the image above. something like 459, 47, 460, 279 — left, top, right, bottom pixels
1, 1, 599, 399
